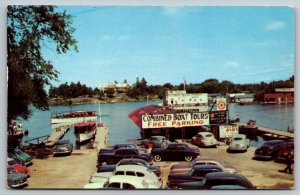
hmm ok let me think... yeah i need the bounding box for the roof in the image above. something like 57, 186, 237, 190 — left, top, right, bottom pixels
116, 165, 148, 172
205, 172, 247, 180
128, 105, 176, 129
74, 121, 96, 127
108, 175, 144, 184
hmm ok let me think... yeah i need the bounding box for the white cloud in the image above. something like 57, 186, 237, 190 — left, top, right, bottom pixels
265, 21, 286, 31
99, 35, 130, 41
221, 61, 240, 68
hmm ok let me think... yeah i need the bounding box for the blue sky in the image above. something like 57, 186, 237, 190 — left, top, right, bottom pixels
44, 6, 294, 88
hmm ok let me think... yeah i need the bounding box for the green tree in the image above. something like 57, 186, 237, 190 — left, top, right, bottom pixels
7, 6, 77, 124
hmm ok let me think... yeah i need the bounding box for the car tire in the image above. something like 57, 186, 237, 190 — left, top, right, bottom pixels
154, 155, 162, 162
185, 155, 193, 161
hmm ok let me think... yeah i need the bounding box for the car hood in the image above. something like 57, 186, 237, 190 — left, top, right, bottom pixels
223, 165, 237, 173
84, 181, 106, 189
11, 164, 28, 172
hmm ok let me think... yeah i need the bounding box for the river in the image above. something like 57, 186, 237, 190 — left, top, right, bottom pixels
21, 101, 294, 148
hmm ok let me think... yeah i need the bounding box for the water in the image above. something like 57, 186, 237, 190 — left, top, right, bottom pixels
21, 101, 294, 148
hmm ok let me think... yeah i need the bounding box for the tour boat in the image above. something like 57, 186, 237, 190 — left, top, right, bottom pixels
50, 111, 97, 124
74, 121, 97, 143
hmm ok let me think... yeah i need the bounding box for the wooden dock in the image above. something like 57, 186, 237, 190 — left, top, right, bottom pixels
44, 125, 70, 147
233, 122, 294, 139
93, 123, 109, 151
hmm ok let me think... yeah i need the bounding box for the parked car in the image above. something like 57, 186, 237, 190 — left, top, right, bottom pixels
167, 165, 223, 189
8, 148, 32, 166
7, 158, 30, 177
151, 143, 200, 162
97, 158, 161, 178
228, 134, 250, 152
192, 132, 218, 148
97, 148, 152, 166
7, 167, 28, 188
52, 140, 73, 156
139, 136, 172, 148
275, 141, 294, 162
254, 140, 286, 160
99, 144, 140, 154
177, 172, 255, 189
86, 165, 161, 188
84, 175, 160, 189
170, 157, 237, 174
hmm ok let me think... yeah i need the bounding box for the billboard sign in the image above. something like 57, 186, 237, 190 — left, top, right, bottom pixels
219, 125, 239, 138
142, 112, 209, 129
209, 111, 227, 124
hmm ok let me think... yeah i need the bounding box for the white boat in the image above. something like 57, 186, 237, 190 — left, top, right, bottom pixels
51, 111, 97, 124
74, 121, 97, 143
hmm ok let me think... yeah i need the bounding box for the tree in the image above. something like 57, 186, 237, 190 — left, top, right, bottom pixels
7, 6, 77, 124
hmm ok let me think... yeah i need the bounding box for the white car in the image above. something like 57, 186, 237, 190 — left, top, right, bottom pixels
84, 175, 160, 189
86, 165, 162, 188
228, 134, 250, 152
192, 132, 218, 147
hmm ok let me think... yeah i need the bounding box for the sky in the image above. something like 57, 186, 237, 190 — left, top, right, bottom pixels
43, 6, 294, 88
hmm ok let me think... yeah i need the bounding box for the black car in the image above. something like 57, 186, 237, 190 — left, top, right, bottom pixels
275, 141, 294, 162
254, 140, 286, 160
97, 158, 161, 178
167, 165, 222, 189
99, 144, 139, 154
177, 172, 255, 189
151, 143, 200, 162
98, 148, 152, 166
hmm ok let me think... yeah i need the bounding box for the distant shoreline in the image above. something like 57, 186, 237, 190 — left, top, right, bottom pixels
48, 96, 161, 106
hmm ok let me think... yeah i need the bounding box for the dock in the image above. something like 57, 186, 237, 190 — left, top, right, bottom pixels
44, 125, 70, 147
93, 123, 109, 151
233, 122, 294, 139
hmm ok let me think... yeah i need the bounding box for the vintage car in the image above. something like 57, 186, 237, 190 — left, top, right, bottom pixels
170, 157, 237, 174
254, 140, 286, 160
275, 141, 294, 162
151, 143, 200, 162
99, 143, 140, 154
52, 140, 73, 156
98, 148, 152, 166
8, 148, 32, 166
97, 158, 161, 178
167, 165, 223, 189
138, 135, 172, 148
228, 134, 250, 152
7, 158, 30, 177
177, 172, 255, 189
86, 165, 161, 188
84, 175, 160, 189
192, 132, 218, 148
7, 167, 28, 188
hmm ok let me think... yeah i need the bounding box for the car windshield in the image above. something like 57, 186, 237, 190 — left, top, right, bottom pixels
15, 150, 23, 155
206, 134, 213, 137
233, 137, 243, 141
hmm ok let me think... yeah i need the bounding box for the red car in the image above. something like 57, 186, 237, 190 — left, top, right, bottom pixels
7, 158, 30, 177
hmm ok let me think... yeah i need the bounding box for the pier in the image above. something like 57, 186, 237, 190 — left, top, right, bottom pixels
233, 122, 294, 139
44, 125, 70, 147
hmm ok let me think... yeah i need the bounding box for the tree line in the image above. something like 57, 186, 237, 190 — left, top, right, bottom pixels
48, 76, 294, 102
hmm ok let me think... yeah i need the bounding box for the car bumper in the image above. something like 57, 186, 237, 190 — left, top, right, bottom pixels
9, 181, 28, 188
254, 154, 272, 159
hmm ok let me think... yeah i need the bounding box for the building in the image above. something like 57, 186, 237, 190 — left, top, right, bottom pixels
264, 88, 294, 104
99, 82, 131, 93
228, 93, 255, 103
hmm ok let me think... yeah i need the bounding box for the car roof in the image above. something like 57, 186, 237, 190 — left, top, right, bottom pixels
116, 165, 148, 172
193, 157, 223, 163
198, 132, 213, 136
232, 134, 246, 138
108, 175, 144, 184
205, 172, 248, 180
120, 158, 147, 164
193, 164, 222, 170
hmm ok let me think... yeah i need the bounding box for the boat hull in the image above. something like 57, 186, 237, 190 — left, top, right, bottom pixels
76, 130, 96, 143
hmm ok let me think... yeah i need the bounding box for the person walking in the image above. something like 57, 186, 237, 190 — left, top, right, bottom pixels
283, 150, 294, 174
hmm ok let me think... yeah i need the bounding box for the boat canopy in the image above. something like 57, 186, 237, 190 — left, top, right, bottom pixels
74, 121, 96, 128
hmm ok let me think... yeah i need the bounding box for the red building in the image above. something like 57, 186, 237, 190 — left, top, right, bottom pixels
264, 88, 294, 104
